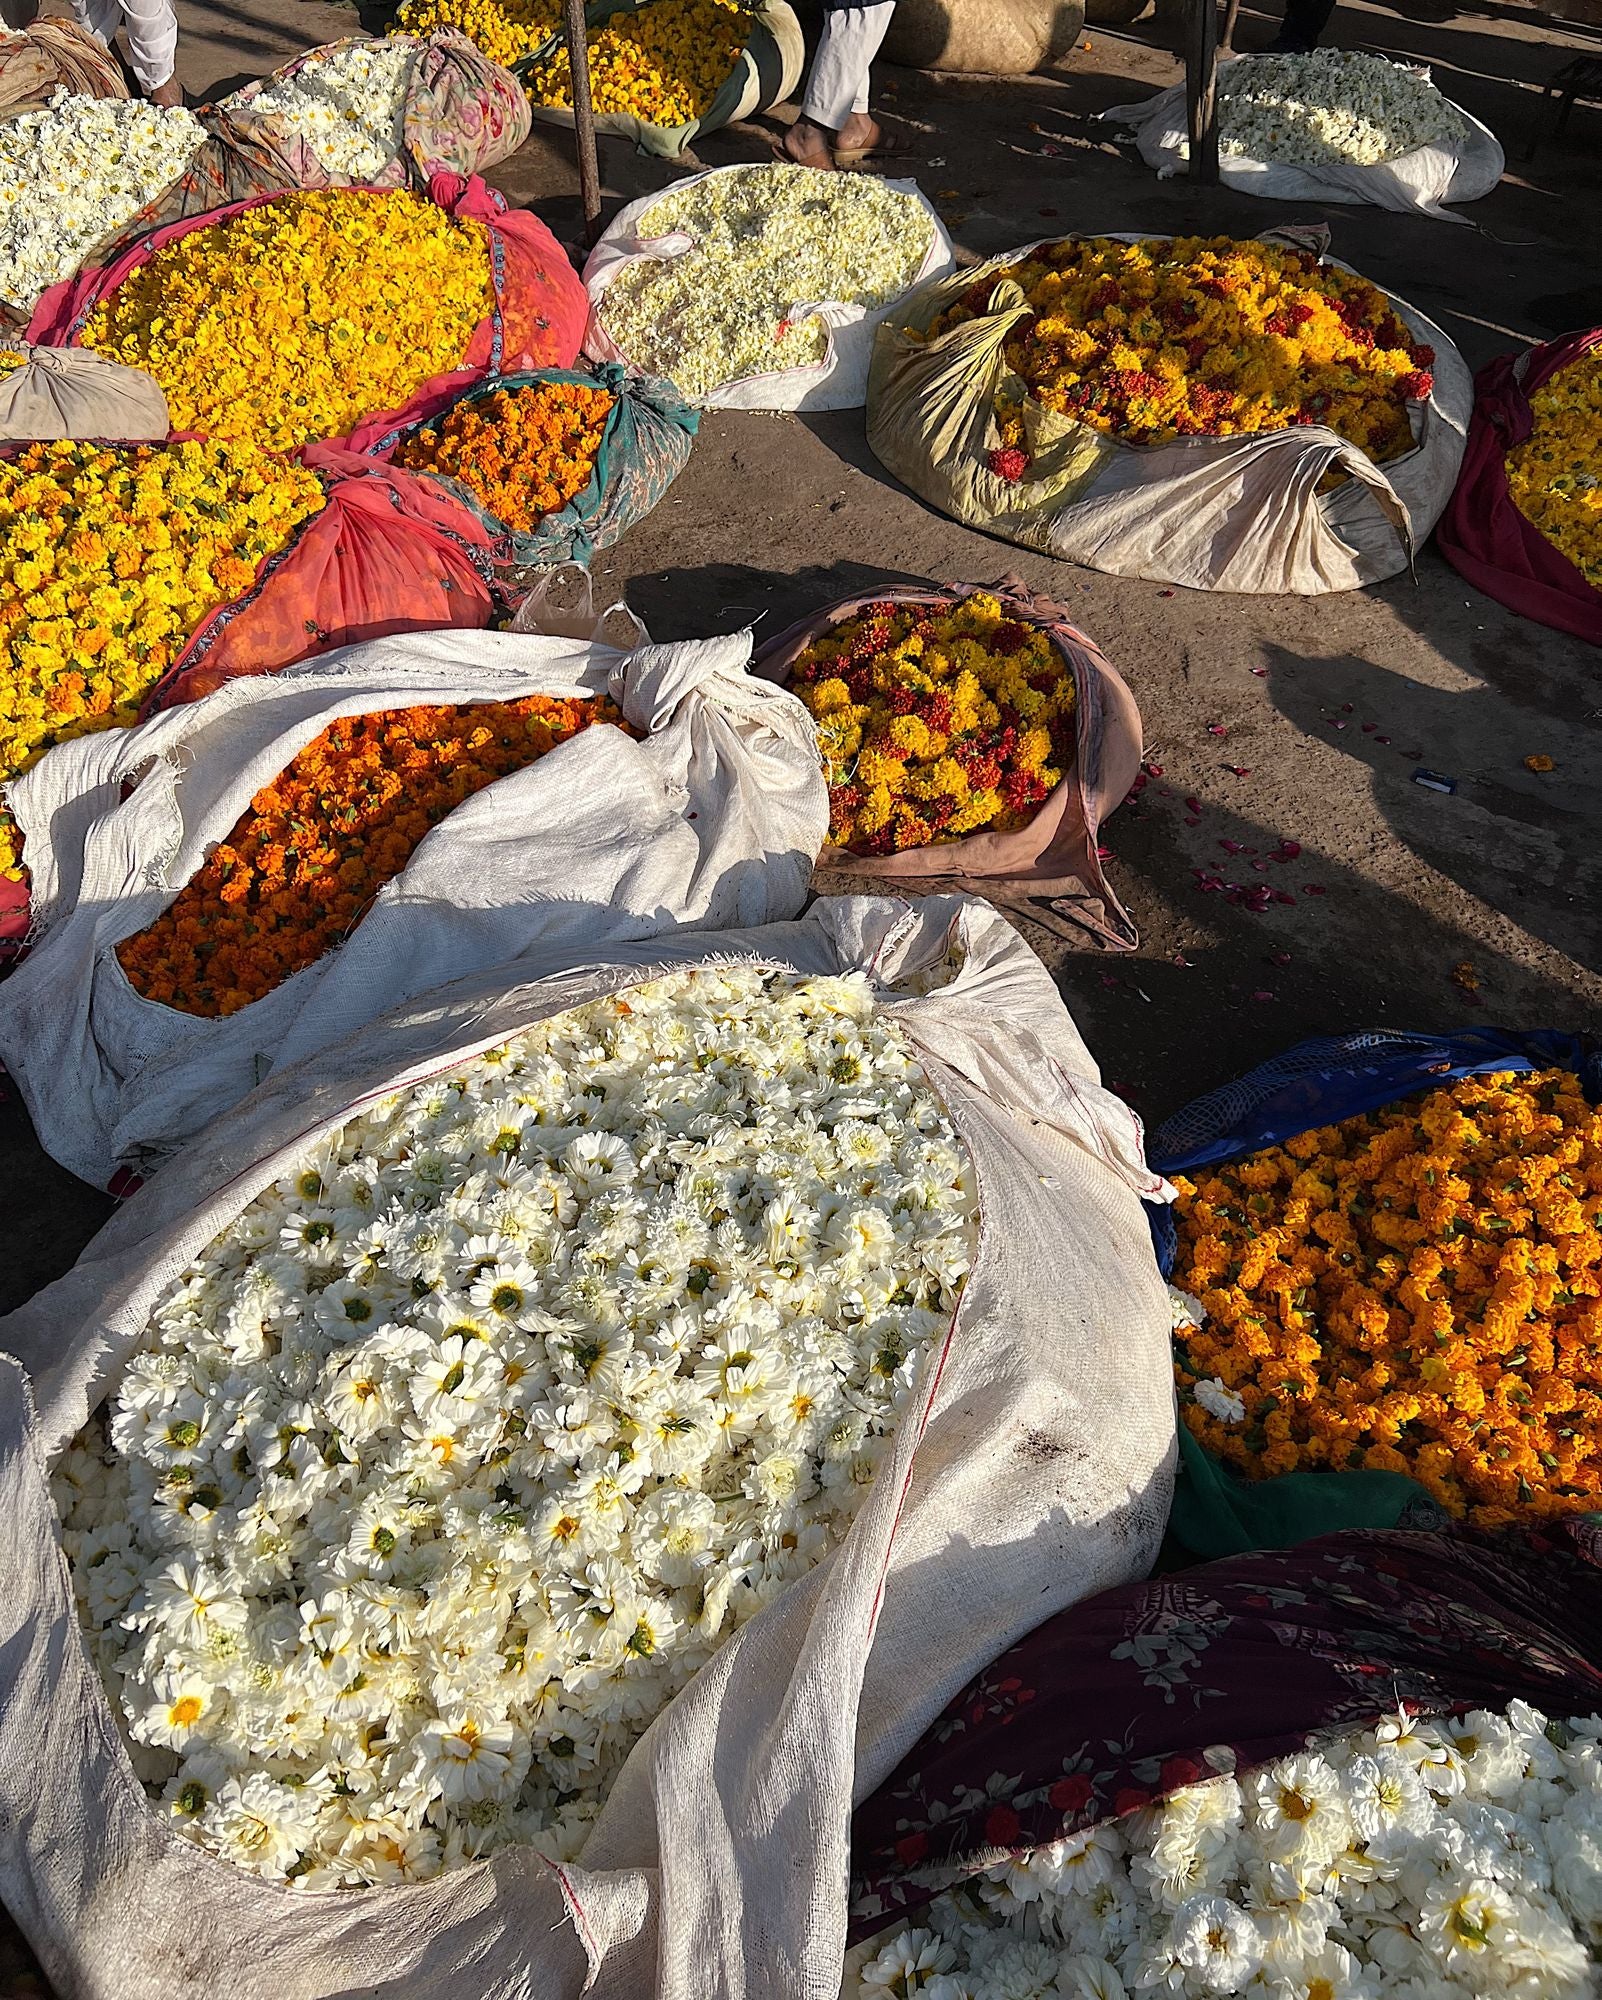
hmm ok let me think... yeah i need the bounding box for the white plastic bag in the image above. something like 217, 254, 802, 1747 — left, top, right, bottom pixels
0, 619, 828, 1188
1103, 58, 1503, 222
582, 166, 955, 413
0, 892, 1177, 2000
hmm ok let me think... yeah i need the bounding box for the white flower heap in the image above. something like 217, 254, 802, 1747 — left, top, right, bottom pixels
0, 89, 205, 313
599, 163, 936, 401
1217, 51, 1467, 169
849, 1702, 1602, 1999
56, 967, 977, 1888
222, 38, 414, 183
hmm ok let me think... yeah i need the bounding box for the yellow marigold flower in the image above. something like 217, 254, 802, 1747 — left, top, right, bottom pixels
524, 0, 752, 124
1506, 348, 1602, 588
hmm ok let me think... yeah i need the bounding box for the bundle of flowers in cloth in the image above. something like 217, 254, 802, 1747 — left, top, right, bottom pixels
0, 435, 504, 947
845, 1518, 1602, 1998
0, 893, 1176, 1997
867, 226, 1472, 595
0, 17, 126, 117
754, 579, 1141, 947
216, 32, 530, 188
0, 91, 205, 318
0, 617, 829, 1186
365, 361, 697, 569
517, 0, 802, 160
1145, 1026, 1602, 1562
1104, 51, 1502, 221
0, 342, 169, 443
26, 177, 588, 452
584, 162, 952, 412
1439, 327, 1602, 646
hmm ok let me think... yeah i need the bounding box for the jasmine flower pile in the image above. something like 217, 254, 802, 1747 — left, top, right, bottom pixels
598, 163, 936, 401
1218, 51, 1466, 168
222, 38, 414, 183
55, 967, 976, 1887
848, 1702, 1602, 1998
0, 90, 205, 313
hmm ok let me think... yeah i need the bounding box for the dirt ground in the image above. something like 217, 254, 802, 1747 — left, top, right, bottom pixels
4, 0, 1600, 1319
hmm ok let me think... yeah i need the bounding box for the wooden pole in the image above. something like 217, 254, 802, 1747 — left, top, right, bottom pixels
1186, 0, 1220, 183
1219, 0, 1243, 52
562, 0, 603, 248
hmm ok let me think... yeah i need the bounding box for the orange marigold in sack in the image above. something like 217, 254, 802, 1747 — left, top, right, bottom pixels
118, 693, 625, 1016
1171, 1068, 1602, 1527
395, 379, 613, 532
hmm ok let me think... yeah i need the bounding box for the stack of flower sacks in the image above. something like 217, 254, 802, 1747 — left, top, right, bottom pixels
25, 175, 589, 447
362, 361, 698, 571
1148, 1027, 1602, 1560
1105, 51, 1503, 221
1439, 327, 1602, 645
867, 226, 1472, 595
517, 0, 803, 160
0, 620, 829, 1187
0, 892, 1176, 1999
754, 579, 1142, 947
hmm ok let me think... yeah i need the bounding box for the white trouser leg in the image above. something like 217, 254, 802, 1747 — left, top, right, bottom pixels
801, 2, 895, 131
71, 0, 177, 92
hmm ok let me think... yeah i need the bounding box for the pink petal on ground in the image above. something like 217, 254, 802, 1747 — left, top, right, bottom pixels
1251, 989, 1274, 1002
1184, 796, 1202, 813
1303, 883, 1328, 896
1206, 722, 1228, 736
1226, 765, 1252, 776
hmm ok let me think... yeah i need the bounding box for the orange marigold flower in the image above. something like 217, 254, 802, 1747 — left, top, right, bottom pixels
395, 380, 615, 536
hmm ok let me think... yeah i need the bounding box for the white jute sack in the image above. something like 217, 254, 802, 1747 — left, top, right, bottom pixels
0, 342, 170, 441
582, 167, 955, 412
867, 226, 1473, 594
0, 619, 827, 1189
1104, 59, 1504, 223
0, 891, 1178, 2000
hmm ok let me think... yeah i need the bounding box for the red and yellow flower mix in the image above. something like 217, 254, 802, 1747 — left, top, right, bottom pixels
0, 437, 326, 881
790, 594, 1075, 856
1172, 1068, 1602, 1527
930, 234, 1434, 471
118, 692, 624, 1017
395, 379, 613, 533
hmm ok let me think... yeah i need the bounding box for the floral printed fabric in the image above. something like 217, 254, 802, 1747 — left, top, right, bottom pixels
847, 1520, 1602, 1939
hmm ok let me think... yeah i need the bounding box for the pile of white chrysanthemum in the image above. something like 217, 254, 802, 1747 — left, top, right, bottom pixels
597, 164, 936, 401
0, 89, 205, 312
223, 38, 414, 181
55, 966, 976, 1888
1218, 51, 1467, 168
847, 1701, 1602, 1999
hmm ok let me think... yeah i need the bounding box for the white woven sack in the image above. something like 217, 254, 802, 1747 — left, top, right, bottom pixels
0, 620, 828, 1189
0, 892, 1178, 2000
0, 342, 170, 440
1103, 58, 1503, 222
582, 166, 955, 412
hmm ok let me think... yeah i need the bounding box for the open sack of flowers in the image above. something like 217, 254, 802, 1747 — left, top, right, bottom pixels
0, 620, 828, 1187
1104, 52, 1503, 221
359, 361, 698, 571
754, 578, 1142, 947
0, 892, 1175, 1998
514, 0, 803, 160
846, 1518, 1602, 1996
215, 31, 530, 190
583, 161, 953, 412
0, 343, 169, 442
0, 435, 504, 949
867, 227, 1472, 595
1438, 327, 1602, 646
24, 175, 589, 452
1146, 1026, 1602, 1563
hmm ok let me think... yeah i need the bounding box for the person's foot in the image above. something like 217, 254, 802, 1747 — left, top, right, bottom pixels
835, 111, 882, 154
148, 74, 185, 108
781, 115, 837, 169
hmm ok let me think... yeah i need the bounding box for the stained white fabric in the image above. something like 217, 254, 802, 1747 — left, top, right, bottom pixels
0, 343, 169, 441
0, 623, 828, 1188
71, 0, 175, 93
802, 2, 895, 124
0, 892, 1178, 2000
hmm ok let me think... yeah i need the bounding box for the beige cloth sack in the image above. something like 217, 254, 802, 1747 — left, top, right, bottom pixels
882, 0, 1084, 73
867, 227, 1473, 595
0, 17, 127, 117
0, 343, 169, 441
0, 892, 1177, 2000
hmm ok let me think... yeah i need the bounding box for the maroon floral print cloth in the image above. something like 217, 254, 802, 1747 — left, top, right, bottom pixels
848, 1520, 1602, 1940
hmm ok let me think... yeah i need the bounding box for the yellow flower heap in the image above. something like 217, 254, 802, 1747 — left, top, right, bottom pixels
1505, 344, 1602, 589
0, 438, 326, 879
791, 594, 1075, 856
396, 0, 556, 67
81, 189, 494, 453
1172, 1068, 1602, 1527
932, 235, 1435, 466
524, 0, 752, 124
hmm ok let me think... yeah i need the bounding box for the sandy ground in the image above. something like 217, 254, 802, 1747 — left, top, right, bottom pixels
3, 0, 1599, 1308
